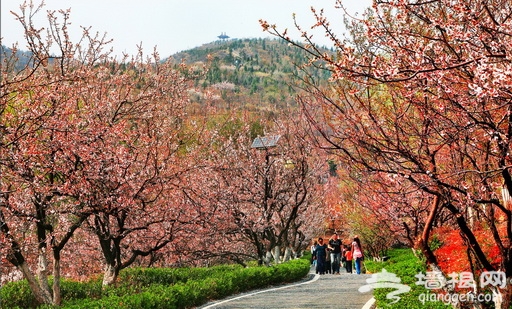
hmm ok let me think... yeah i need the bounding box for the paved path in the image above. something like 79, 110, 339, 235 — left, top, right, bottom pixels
197, 266, 375, 309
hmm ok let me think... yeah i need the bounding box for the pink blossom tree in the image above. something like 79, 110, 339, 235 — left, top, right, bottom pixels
0, 2, 206, 304
197, 112, 326, 265
262, 0, 512, 306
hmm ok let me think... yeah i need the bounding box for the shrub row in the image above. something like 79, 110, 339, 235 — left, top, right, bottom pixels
1, 257, 310, 309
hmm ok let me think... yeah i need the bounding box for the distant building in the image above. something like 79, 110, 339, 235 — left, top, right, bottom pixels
217, 32, 230, 40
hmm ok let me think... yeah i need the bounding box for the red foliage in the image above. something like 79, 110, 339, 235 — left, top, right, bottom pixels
433, 226, 503, 274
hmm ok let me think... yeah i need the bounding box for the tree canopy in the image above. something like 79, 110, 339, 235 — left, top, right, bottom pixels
262, 0, 512, 307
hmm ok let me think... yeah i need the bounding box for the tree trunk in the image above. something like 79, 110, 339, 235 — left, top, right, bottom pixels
52, 255, 61, 306
283, 246, 292, 262
272, 245, 281, 264
415, 195, 440, 266
18, 260, 53, 305
36, 250, 53, 303
3, 218, 53, 305
496, 283, 512, 309
102, 263, 118, 286
492, 286, 504, 309
95, 217, 122, 286
264, 251, 273, 266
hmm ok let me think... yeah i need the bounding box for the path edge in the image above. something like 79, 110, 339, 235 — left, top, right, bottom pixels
362, 297, 376, 309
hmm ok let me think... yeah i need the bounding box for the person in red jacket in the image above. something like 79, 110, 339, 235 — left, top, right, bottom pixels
344, 245, 353, 274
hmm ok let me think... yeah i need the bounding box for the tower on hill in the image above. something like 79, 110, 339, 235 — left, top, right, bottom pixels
217, 32, 230, 40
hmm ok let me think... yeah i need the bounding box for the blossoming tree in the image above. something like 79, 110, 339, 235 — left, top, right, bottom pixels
262, 0, 512, 307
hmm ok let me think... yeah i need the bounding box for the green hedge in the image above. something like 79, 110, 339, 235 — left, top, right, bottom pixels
0, 257, 310, 309
364, 249, 450, 309
0, 280, 39, 309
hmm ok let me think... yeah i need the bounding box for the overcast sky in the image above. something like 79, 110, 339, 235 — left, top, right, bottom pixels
1, 0, 371, 58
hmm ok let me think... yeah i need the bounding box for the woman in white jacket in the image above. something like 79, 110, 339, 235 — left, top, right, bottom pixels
310, 240, 318, 266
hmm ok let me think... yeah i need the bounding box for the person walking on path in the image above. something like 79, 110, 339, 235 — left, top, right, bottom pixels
325, 247, 332, 274
344, 244, 353, 274
328, 233, 342, 274
313, 237, 328, 275
310, 240, 318, 266
351, 236, 364, 274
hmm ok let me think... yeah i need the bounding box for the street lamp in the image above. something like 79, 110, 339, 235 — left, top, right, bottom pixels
251, 135, 281, 265
251, 135, 281, 150
251, 135, 281, 196
251, 135, 281, 179
251, 135, 281, 199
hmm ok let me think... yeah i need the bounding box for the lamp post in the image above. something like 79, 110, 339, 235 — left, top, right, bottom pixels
251, 135, 280, 265
251, 135, 281, 210
251, 135, 280, 150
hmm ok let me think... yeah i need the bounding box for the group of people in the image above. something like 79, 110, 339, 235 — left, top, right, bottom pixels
311, 233, 364, 275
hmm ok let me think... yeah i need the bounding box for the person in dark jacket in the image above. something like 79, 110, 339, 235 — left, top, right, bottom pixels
328, 233, 343, 274
313, 237, 328, 275
325, 247, 332, 274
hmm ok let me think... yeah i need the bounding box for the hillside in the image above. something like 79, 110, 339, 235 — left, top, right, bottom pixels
0, 45, 34, 72
169, 38, 332, 113
2, 38, 332, 113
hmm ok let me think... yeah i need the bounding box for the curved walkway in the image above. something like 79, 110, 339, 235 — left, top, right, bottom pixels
197, 266, 375, 309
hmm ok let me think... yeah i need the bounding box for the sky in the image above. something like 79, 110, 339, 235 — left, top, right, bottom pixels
1, 0, 372, 58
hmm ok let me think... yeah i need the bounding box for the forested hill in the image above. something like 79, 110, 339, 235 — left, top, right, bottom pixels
168, 38, 332, 112
0, 45, 34, 71
2, 38, 332, 113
